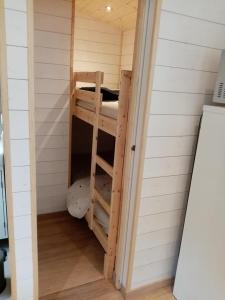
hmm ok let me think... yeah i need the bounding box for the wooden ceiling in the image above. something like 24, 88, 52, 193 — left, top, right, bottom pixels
75, 0, 138, 31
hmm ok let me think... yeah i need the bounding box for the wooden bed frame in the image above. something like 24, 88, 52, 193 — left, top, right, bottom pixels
69, 70, 132, 279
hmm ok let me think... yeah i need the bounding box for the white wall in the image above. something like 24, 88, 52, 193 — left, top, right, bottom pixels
74, 12, 122, 89
131, 0, 224, 289
34, 0, 72, 214
2, 1, 36, 299
121, 29, 135, 70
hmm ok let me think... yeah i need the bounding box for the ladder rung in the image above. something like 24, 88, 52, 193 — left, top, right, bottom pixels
94, 188, 110, 215
92, 218, 108, 252
96, 155, 113, 177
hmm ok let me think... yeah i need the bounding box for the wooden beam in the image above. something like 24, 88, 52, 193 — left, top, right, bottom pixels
89, 71, 103, 229
99, 115, 117, 136
76, 89, 97, 104
96, 155, 113, 177
75, 71, 104, 84
94, 188, 110, 215
92, 219, 108, 252
73, 106, 95, 125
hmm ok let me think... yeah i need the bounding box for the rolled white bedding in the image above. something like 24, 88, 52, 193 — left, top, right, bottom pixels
67, 175, 111, 233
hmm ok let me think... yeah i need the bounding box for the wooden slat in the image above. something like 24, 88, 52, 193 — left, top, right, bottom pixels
90, 71, 103, 229
76, 89, 97, 104
99, 115, 117, 136
75, 71, 104, 83
94, 188, 110, 215
96, 155, 113, 177
73, 106, 95, 125
92, 218, 108, 252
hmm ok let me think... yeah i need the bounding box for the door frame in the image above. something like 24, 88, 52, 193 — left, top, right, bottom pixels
115, 0, 162, 292
1, 0, 162, 298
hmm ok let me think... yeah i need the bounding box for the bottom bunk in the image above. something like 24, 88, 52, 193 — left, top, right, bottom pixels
69, 117, 115, 243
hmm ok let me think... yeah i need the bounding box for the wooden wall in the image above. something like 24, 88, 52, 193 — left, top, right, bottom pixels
34, 0, 73, 214
74, 11, 122, 89
131, 0, 224, 289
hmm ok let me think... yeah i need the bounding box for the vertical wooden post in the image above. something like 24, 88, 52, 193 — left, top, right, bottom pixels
104, 70, 132, 278
68, 0, 75, 187
89, 71, 104, 229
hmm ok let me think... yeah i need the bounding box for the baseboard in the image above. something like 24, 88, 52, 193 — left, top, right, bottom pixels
121, 278, 174, 299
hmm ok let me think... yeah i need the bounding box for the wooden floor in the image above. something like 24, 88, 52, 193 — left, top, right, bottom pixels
38, 212, 105, 297
38, 212, 176, 300
40, 279, 175, 300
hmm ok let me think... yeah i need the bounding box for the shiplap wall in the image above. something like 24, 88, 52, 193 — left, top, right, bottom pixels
34, 0, 72, 214
121, 29, 135, 70
131, 0, 224, 289
74, 11, 122, 89
3, 1, 35, 299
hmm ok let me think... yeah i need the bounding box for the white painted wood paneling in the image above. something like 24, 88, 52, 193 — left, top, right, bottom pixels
8, 79, 28, 110
34, 0, 72, 18
156, 39, 221, 72
36, 161, 68, 174
131, 0, 225, 289
162, 0, 225, 25
147, 115, 201, 137
141, 174, 191, 203
159, 10, 225, 49
34, 13, 71, 34
145, 136, 197, 158
35, 94, 69, 109
137, 210, 185, 235
143, 156, 193, 178
151, 91, 212, 115
153, 66, 217, 94
74, 13, 122, 89
135, 227, 182, 252
5, 9, 27, 47
34, 0, 72, 214
34, 47, 70, 65
139, 192, 187, 216
132, 258, 177, 288
35, 79, 70, 95
36, 148, 68, 162
35, 121, 68, 136
134, 242, 179, 267
35, 63, 70, 80
34, 30, 71, 50
3, 2, 35, 298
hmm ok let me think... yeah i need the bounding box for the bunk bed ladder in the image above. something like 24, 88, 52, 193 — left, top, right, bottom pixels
91, 71, 132, 278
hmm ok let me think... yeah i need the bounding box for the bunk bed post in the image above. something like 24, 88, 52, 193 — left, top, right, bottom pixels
104, 70, 132, 279
89, 71, 104, 228
68, 72, 76, 186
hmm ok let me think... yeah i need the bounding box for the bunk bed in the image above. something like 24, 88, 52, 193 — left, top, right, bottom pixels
69, 70, 132, 279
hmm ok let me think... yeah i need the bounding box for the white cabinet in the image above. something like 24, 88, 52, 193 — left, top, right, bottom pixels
174, 105, 225, 300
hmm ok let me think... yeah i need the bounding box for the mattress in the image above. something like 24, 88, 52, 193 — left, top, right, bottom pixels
77, 100, 118, 120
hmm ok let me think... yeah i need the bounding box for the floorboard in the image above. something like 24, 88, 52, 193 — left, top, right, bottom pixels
38, 211, 176, 300
38, 212, 105, 297
40, 279, 175, 300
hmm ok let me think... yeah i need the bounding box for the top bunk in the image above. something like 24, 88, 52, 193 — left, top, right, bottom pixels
71, 71, 131, 137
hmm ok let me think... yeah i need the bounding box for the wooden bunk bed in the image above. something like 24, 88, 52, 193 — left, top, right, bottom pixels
69, 70, 132, 279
